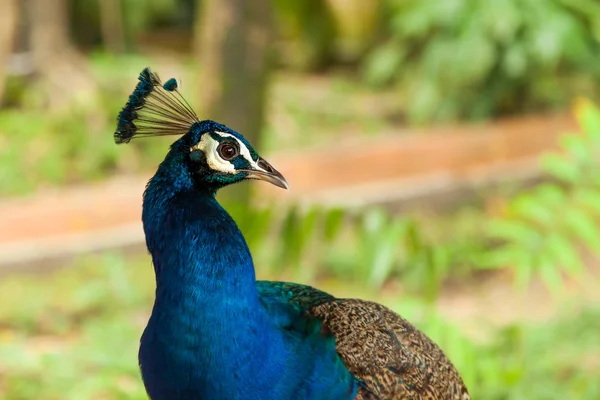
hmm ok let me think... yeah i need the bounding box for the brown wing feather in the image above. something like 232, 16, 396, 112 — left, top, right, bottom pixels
258, 281, 470, 399
309, 300, 470, 400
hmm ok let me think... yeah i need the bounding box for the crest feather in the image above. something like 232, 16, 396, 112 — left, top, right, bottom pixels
114, 68, 198, 144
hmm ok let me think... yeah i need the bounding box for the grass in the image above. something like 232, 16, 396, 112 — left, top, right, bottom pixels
0, 251, 598, 399
0, 253, 151, 400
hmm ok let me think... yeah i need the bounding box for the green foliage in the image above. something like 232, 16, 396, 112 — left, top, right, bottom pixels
0, 109, 116, 195
0, 53, 173, 195
364, 0, 600, 123
272, 0, 383, 69
441, 309, 600, 399
0, 253, 153, 400
70, 0, 182, 50
272, 0, 336, 70
483, 100, 600, 292
1, 253, 598, 399
121, 0, 181, 43
227, 202, 484, 300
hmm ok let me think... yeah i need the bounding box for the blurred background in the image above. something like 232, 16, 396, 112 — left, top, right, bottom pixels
1, 0, 600, 398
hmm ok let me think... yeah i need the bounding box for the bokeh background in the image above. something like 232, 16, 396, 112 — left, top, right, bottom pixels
1, 0, 600, 398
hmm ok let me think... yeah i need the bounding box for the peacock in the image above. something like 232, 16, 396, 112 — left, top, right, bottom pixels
114, 68, 470, 400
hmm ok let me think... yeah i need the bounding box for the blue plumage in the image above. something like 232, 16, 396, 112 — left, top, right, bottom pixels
115, 68, 157, 143
140, 165, 357, 399
163, 78, 179, 92
115, 68, 470, 400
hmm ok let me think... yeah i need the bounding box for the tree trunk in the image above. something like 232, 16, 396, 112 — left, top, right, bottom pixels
99, 0, 126, 54
0, 0, 19, 104
29, 0, 96, 111
195, 0, 274, 203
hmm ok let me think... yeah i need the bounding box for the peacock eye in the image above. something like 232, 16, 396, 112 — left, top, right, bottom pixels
217, 142, 238, 161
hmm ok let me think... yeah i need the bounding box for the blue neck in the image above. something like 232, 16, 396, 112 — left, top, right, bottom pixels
140, 157, 277, 398
139, 154, 357, 399
142, 148, 257, 300
144, 182, 259, 305
141, 158, 268, 331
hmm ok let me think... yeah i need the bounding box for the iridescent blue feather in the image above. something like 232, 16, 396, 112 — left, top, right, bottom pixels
163, 78, 178, 92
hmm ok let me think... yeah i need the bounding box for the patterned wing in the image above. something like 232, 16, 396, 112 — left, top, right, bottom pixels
257, 281, 470, 400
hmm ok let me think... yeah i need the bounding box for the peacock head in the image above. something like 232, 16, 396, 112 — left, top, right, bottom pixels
113, 68, 288, 192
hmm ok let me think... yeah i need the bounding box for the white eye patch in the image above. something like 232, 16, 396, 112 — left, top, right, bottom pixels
191, 131, 260, 174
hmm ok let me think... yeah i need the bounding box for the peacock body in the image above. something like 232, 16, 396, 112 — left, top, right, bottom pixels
115, 68, 470, 400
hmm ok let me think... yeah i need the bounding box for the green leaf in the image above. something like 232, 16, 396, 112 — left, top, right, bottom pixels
574, 188, 600, 216
323, 207, 346, 242
541, 153, 579, 183
565, 208, 600, 256
363, 43, 406, 86
298, 207, 320, 251
577, 101, 600, 140
368, 219, 406, 288
280, 206, 301, 263
539, 256, 564, 296
487, 219, 540, 243
535, 183, 566, 205
561, 134, 590, 163
486, 0, 521, 43
362, 208, 388, 236
478, 244, 532, 270
511, 194, 556, 227
514, 256, 534, 291
545, 234, 584, 278
503, 43, 527, 78
244, 206, 275, 250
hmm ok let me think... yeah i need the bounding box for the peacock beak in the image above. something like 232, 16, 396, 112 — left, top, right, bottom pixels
243, 157, 289, 190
